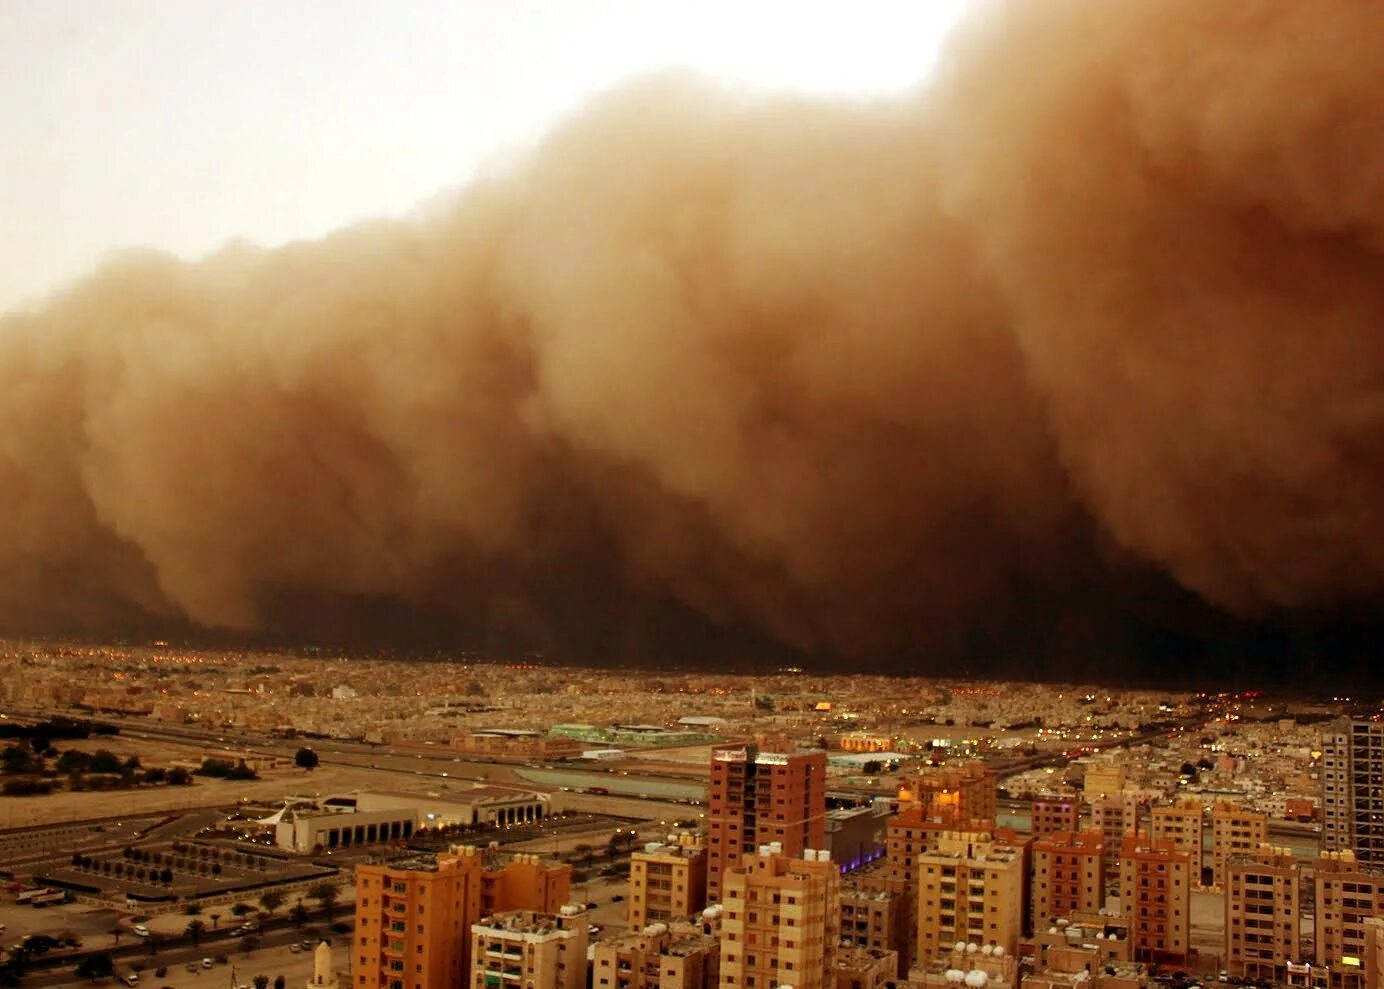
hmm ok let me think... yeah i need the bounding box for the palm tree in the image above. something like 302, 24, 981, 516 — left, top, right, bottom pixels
209, 912, 221, 930
184, 920, 206, 946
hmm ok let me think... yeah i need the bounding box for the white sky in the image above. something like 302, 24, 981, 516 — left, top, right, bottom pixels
0, 0, 970, 313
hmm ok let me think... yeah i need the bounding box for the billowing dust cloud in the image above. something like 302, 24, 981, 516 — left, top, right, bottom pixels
2, 0, 1382, 666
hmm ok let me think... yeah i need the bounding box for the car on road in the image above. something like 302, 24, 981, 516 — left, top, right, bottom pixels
611, 894, 624, 902
300, 940, 314, 950
202, 958, 214, 969
186, 963, 199, 973
290, 945, 302, 954
133, 924, 150, 937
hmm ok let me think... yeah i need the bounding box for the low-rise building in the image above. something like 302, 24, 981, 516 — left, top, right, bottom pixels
629, 837, 707, 930
470, 905, 589, 989
592, 921, 719, 989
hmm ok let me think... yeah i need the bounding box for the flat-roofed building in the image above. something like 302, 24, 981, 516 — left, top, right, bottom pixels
355, 847, 484, 989
1083, 765, 1127, 803
1314, 849, 1384, 989
470, 905, 589, 989
831, 947, 897, 989
355, 845, 571, 989
915, 831, 1026, 966
1032, 799, 1082, 838
899, 764, 997, 828
1150, 799, 1204, 887
840, 871, 908, 962
1224, 845, 1301, 982
1091, 793, 1139, 880
1211, 801, 1268, 890
630, 836, 708, 929
707, 746, 826, 904
1031, 830, 1104, 927
1118, 836, 1191, 968
720, 846, 840, 989
592, 920, 719, 989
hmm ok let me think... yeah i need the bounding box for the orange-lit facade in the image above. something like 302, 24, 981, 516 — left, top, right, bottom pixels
356, 849, 484, 989
898, 763, 997, 828
707, 746, 826, 904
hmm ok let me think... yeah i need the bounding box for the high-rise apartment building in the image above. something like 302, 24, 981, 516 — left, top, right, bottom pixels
1150, 799, 1204, 886
915, 831, 1025, 966
470, 906, 588, 989
592, 920, 719, 989
707, 746, 826, 904
1031, 798, 1082, 837
1031, 830, 1104, 926
1322, 719, 1384, 864
1314, 849, 1384, 988
1119, 835, 1191, 968
355, 846, 571, 989
1091, 792, 1139, 879
355, 848, 485, 989
720, 846, 840, 989
1223, 845, 1301, 982
898, 763, 997, 827
884, 811, 998, 974
1210, 801, 1268, 889
629, 837, 708, 929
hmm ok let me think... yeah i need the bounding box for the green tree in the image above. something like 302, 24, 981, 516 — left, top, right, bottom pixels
275, 976, 286, 989
241, 935, 260, 955
184, 919, 206, 946
294, 748, 320, 770
259, 890, 285, 915
254, 976, 270, 989
290, 904, 309, 929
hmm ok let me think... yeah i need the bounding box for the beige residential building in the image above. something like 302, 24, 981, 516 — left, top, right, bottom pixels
915, 831, 1026, 966
839, 873, 908, 963
593, 921, 719, 989
355, 846, 571, 989
720, 846, 841, 989
470, 906, 589, 989
1150, 800, 1204, 886
1119, 836, 1191, 968
1223, 845, 1301, 982
1083, 765, 1127, 802
1210, 801, 1268, 889
912, 944, 1018, 989
1031, 830, 1104, 926
1314, 850, 1384, 989
831, 948, 897, 989
630, 838, 708, 929
1091, 793, 1139, 878
1032, 799, 1082, 837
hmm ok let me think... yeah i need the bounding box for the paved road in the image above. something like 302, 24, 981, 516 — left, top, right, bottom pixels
22, 913, 349, 989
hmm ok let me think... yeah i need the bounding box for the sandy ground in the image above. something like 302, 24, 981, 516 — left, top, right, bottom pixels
0, 764, 389, 829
